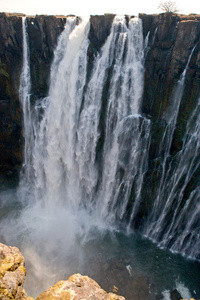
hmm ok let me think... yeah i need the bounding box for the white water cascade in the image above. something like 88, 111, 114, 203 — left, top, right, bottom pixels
0, 13, 200, 299
19, 15, 149, 230
143, 45, 200, 260
17, 14, 200, 261
12, 15, 152, 294
19, 17, 32, 183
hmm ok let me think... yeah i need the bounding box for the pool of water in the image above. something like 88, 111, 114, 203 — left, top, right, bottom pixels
0, 188, 200, 299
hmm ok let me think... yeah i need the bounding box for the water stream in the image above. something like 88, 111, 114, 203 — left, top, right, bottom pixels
0, 15, 200, 299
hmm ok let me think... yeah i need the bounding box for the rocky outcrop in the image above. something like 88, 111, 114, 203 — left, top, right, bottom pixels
0, 243, 125, 300
36, 273, 125, 300
0, 242, 33, 300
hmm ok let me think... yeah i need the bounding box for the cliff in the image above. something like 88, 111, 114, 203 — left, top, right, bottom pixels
0, 242, 125, 300
0, 12, 200, 194
0, 12, 115, 186
0, 13, 24, 186
0, 13, 70, 186
140, 13, 200, 150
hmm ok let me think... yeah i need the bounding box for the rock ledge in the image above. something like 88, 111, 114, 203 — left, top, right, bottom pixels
0, 243, 125, 300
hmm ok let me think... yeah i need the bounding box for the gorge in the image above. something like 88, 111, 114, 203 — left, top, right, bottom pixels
0, 12, 200, 299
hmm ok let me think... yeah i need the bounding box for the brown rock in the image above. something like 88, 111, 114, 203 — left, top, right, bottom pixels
0, 242, 33, 300
36, 273, 125, 300
0, 243, 124, 300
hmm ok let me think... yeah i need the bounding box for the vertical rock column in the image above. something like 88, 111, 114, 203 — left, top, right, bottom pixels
0, 13, 24, 186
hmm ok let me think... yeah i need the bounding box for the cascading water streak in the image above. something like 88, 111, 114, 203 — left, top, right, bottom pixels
14, 16, 153, 294
31, 16, 90, 208
20, 15, 149, 230
1, 13, 200, 299
76, 16, 150, 226
19, 17, 32, 183
143, 45, 200, 260
18, 14, 200, 261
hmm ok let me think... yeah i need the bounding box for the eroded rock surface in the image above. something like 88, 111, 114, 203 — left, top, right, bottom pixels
0, 243, 125, 300
0, 242, 33, 300
36, 273, 125, 300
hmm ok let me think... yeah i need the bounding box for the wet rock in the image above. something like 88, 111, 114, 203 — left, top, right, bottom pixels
88, 14, 115, 54
0, 13, 24, 185
0, 13, 72, 184
26, 15, 69, 98
170, 289, 182, 300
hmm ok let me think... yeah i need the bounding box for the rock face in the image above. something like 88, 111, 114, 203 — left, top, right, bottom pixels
0, 243, 125, 300
26, 15, 71, 99
0, 13, 200, 231
140, 13, 200, 123
0, 13, 116, 185
0, 12, 200, 185
0, 13, 70, 186
36, 273, 125, 300
0, 242, 33, 300
0, 13, 24, 187
134, 13, 200, 227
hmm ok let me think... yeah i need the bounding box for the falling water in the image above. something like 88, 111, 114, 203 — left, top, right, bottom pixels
143, 45, 200, 260
29, 16, 90, 208
1, 14, 200, 299
18, 14, 200, 263
19, 17, 32, 182
168, 99, 200, 258
19, 15, 149, 230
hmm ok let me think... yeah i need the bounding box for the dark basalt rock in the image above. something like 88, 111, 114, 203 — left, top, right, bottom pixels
88, 14, 115, 56
0, 12, 200, 200
140, 13, 200, 161
0, 13, 71, 185
26, 15, 69, 99
0, 13, 24, 186
170, 289, 182, 300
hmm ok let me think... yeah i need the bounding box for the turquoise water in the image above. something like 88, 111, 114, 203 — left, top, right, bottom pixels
0, 188, 200, 299
82, 232, 200, 299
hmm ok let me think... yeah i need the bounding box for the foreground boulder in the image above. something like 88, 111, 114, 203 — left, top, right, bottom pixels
0, 242, 33, 300
0, 243, 125, 299
36, 273, 125, 300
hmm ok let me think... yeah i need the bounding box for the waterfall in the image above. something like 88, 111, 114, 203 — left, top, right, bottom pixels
169, 99, 200, 258
19, 17, 32, 182
18, 14, 200, 265
76, 16, 150, 226
143, 45, 200, 260
29, 16, 89, 207
19, 15, 148, 230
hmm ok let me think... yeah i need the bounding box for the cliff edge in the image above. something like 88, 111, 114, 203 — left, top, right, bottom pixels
0, 242, 125, 300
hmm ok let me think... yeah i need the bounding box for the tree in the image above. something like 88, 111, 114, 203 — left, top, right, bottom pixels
158, 1, 179, 13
